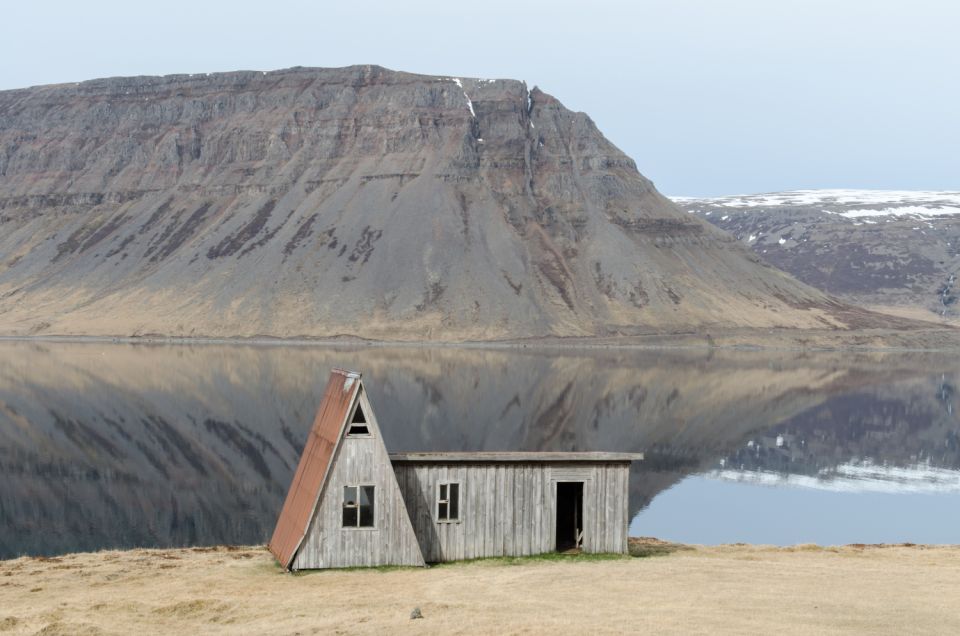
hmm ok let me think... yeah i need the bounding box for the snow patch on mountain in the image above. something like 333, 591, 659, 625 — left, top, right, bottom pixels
673, 190, 960, 220
839, 205, 960, 219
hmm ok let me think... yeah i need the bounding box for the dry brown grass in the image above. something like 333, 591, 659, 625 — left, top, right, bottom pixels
1, 542, 959, 635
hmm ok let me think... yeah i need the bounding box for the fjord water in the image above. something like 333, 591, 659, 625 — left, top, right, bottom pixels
1, 341, 957, 558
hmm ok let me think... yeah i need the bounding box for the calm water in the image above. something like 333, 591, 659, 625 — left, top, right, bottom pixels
1, 341, 958, 557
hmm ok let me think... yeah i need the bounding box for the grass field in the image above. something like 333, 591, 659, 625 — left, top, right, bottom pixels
1, 540, 958, 635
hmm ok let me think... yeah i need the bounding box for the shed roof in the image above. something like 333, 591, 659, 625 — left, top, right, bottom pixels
388, 451, 644, 463
269, 368, 361, 570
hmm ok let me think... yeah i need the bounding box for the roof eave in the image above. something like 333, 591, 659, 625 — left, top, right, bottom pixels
388, 451, 644, 463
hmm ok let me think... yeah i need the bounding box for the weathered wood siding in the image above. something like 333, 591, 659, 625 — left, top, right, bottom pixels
292, 390, 425, 569
393, 462, 630, 562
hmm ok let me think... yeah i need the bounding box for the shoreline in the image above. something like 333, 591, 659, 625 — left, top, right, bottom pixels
4, 537, 957, 564
3, 541, 958, 634
2, 325, 960, 353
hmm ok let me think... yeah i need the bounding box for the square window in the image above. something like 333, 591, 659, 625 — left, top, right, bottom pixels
437, 482, 460, 522
343, 485, 375, 527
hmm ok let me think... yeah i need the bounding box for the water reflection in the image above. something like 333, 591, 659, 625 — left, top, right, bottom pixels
0, 341, 957, 556
709, 376, 960, 492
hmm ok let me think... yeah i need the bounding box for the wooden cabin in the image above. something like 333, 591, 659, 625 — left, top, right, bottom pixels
269, 369, 643, 570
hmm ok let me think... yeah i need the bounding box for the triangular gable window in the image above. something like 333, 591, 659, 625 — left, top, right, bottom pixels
347, 402, 370, 437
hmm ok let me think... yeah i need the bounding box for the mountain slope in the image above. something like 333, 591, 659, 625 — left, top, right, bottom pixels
677, 190, 960, 325
0, 67, 890, 340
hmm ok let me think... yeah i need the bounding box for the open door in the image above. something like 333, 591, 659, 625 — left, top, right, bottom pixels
556, 482, 584, 552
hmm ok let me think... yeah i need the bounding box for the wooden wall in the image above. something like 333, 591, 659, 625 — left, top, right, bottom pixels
393, 462, 630, 562
292, 390, 425, 569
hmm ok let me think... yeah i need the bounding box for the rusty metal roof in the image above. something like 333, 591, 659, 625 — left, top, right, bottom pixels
388, 452, 644, 463
268, 368, 361, 570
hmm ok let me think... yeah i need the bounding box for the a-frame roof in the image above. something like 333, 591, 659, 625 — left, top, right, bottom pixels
269, 368, 362, 569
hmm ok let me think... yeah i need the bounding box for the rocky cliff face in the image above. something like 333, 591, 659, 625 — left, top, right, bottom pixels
0, 66, 877, 340
678, 191, 960, 326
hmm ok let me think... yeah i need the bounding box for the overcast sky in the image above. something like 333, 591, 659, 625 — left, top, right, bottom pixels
2, 0, 957, 196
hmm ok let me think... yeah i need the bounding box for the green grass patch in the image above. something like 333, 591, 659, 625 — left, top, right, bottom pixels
431, 551, 629, 568
282, 540, 692, 575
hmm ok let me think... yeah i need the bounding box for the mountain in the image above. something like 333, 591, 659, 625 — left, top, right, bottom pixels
0, 67, 908, 340
677, 190, 960, 325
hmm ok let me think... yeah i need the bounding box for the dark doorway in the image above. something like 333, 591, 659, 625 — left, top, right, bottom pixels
555, 482, 584, 552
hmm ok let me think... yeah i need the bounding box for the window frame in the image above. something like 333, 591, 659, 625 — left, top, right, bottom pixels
345, 402, 372, 438
435, 481, 461, 523
342, 484, 376, 529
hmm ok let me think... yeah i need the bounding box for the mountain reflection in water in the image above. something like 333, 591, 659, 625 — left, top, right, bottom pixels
0, 341, 957, 557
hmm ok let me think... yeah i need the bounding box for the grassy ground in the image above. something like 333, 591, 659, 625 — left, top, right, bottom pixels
1, 540, 958, 635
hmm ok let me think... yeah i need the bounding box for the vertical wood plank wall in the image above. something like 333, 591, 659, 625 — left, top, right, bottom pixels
393, 462, 630, 562
292, 435, 425, 569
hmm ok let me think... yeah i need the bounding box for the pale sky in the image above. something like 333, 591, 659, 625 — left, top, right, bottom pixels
2, 0, 957, 196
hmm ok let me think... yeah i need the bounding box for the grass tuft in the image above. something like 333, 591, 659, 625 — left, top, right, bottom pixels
628, 537, 693, 558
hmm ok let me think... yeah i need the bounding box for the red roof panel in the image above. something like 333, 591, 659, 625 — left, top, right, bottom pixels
268, 368, 361, 569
